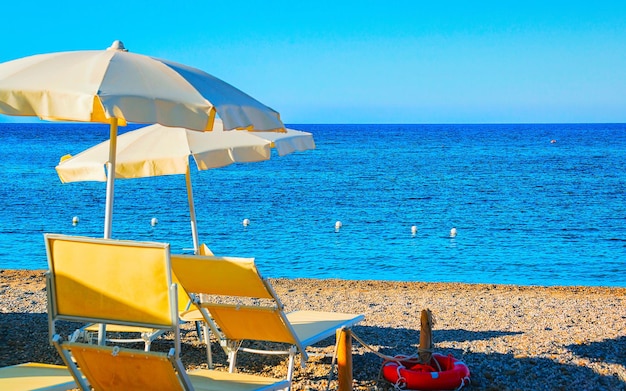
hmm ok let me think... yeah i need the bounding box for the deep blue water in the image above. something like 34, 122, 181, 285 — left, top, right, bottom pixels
0, 123, 624, 287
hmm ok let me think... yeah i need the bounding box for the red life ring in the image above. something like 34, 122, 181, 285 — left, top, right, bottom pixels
382, 353, 470, 390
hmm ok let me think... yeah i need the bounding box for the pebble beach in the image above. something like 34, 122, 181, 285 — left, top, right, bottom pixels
1, 269, 624, 390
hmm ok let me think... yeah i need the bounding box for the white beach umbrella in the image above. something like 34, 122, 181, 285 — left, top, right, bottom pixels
0, 40, 285, 238
56, 120, 315, 253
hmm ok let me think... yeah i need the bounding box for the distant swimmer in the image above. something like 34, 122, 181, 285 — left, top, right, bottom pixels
449, 227, 457, 238
550, 139, 557, 144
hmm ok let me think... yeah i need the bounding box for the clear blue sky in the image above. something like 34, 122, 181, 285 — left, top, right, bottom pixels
1, 1, 625, 124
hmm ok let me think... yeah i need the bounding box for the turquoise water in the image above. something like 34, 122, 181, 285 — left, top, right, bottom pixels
0, 123, 624, 287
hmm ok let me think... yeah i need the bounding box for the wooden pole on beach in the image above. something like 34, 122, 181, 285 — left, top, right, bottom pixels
419, 309, 433, 363
336, 328, 353, 391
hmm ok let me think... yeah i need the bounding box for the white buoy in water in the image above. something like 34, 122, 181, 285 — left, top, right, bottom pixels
151, 217, 158, 227
335, 221, 342, 232
411, 225, 418, 235
72, 216, 79, 226
243, 218, 250, 227
450, 227, 457, 238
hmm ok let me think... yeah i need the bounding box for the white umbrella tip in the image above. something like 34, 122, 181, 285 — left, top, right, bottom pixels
107, 40, 128, 52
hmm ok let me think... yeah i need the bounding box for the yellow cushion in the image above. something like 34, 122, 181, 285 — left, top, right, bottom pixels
0, 363, 75, 391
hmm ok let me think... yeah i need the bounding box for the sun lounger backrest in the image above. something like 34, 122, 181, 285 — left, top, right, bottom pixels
66, 343, 184, 391
172, 254, 302, 346
171, 254, 273, 299
45, 234, 175, 329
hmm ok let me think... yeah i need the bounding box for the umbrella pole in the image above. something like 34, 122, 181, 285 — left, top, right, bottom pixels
185, 166, 200, 254
104, 118, 118, 240
100, 118, 118, 345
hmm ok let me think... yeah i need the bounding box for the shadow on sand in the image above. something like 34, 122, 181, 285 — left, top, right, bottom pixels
2, 314, 624, 390
566, 335, 626, 367
0, 313, 62, 366
348, 325, 625, 390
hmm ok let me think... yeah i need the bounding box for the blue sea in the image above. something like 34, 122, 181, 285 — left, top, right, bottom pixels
0, 123, 624, 287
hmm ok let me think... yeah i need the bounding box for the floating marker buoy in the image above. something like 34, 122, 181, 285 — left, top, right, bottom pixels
72, 216, 79, 226
411, 225, 418, 235
242, 218, 250, 227
335, 221, 342, 232
450, 227, 457, 238
151, 217, 158, 227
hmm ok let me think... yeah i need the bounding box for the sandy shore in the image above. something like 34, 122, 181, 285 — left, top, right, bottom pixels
1, 269, 624, 390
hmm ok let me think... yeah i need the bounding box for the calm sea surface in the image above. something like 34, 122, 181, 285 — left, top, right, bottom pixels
0, 123, 624, 287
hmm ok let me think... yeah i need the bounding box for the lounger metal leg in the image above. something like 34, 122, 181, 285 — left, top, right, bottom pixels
98, 324, 106, 345
228, 350, 238, 373
287, 345, 297, 382
195, 321, 203, 340
52, 335, 91, 391
169, 348, 194, 391
201, 322, 213, 368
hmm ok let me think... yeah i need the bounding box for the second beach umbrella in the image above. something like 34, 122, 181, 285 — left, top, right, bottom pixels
0, 40, 285, 238
56, 120, 315, 253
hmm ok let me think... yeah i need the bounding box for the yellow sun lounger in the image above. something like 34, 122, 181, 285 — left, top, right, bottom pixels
0, 363, 75, 391
172, 254, 365, 382
44, 234, 289, 391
